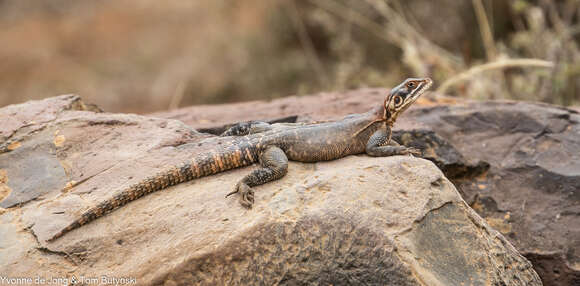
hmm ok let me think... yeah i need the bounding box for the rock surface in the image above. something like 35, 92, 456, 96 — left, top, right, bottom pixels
408, 101, 580, 286
0, 95, 541, 285
155, 89, 580, 285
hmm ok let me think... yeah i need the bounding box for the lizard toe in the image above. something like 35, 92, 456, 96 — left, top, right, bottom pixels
239, 183, 255, 209
225, 182, 243, 198
405, 147, 422, 156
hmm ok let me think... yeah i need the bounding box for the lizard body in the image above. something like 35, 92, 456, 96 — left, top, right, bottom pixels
48, 78, 432, 242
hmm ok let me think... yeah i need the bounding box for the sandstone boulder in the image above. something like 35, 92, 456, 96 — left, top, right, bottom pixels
0, 95, 541, 285
155, 88, 580, 285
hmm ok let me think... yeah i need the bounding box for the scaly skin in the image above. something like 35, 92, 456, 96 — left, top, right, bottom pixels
47, 78, 432, 242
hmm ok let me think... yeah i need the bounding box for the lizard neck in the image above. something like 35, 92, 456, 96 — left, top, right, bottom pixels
376, 104, 397, 127
351, 106, 389, 138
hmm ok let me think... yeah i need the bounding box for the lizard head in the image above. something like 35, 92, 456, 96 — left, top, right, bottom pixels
383, 78, 432, 124
352, 77, 432, 138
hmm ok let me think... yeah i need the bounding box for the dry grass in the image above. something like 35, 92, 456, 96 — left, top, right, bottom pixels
0, 0, 578, 113
437, 58, 555, 94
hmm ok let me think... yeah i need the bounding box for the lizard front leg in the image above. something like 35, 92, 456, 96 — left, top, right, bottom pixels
366, 127, 421, 156
225, 146, 288, 208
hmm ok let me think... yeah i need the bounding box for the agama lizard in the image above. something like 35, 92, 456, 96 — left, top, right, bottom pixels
47, 78, 432, 242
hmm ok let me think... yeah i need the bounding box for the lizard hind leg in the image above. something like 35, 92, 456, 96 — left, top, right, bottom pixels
221, 121, 272, 136
225, 146, 288, 208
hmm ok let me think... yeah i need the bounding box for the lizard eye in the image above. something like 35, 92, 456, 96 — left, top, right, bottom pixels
394, 96, 402, 105
406, 82, 415, 88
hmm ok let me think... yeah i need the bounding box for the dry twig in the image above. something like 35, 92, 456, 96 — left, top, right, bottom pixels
286, 0, 330, 87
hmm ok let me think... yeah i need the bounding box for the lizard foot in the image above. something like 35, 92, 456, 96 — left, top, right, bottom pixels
238, 183, 255, 208
225, 182, 254, 208
402, 147, 422, 156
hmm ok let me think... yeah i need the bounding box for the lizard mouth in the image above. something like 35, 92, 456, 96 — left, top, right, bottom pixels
410, 78, 433, 101
399, 78, 433, 114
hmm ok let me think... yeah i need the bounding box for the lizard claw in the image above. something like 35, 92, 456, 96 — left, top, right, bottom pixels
225, 186, 238, 198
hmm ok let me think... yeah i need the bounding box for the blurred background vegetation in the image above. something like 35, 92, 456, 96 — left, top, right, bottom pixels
0, 0, 578, 113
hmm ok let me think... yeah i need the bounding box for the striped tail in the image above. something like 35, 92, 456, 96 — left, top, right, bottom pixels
47, 143, 258, 242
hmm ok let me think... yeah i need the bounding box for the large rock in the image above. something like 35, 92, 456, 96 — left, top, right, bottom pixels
406, 101, 580, 286
155, 89, 580, 285
0, 95, 205, 209
0, 95, 540, 285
